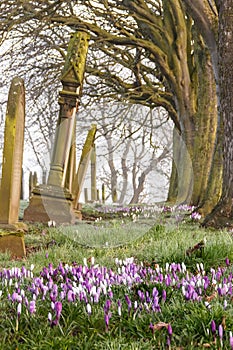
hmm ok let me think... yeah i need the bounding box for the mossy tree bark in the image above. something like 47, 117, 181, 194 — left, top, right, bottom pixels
164, 26, 219, 208
203, 0, 233, 228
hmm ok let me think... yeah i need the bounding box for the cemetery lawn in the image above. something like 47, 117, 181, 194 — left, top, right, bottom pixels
1, 205, 233, 349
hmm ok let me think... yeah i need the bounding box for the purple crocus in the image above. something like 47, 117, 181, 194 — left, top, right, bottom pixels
104, 299, 111, 313
54, 301, 62, 320
104, 312, 112, 331
29, 300, 36, 314
162, 289, 167, 301
219, 324, 223, 347
125, 295, 132, 312
211, 320, 216, 334
166, 336, 171, 348
67, 290, 74, 302
167, 323, 172, 336
167, 324, 172, 349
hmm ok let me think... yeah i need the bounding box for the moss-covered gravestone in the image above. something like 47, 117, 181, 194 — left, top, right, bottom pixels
0, 232, 26, 258
24, 29, 90, 224
0, 77, 26, 257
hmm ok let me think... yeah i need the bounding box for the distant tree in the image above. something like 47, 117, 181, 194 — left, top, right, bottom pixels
78, 101, 172, 204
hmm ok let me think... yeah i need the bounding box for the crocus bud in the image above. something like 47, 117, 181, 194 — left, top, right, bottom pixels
211, 320, 216, 334
54, 301, 62, 319
48, 312, 52, 323
219, 324, 223, 339
168, 324, 173, 336
230, 331, 233, 349
86, 303, 92, 315
29, 300, 36, 314
17, 303, 22, 318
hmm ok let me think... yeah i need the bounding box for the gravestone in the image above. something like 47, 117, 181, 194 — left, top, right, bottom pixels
91, 145, 97, 202
72, 123, 97, 209
24, 30, 90, 224
0, 77, 26, 228
0, 77, 26, 257
102, 183, 105, 204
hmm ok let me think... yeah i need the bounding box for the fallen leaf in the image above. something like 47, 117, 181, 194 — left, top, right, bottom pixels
152, 322, 169, 331
205, 292, 217, 302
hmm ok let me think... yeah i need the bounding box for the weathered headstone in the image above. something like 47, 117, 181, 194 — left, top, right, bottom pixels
91, 145, 97, 202
72, 123, 97, 209
0, 77, 26, 257
102, 183, 105, 204
0, 77, 25, 226
0, 232, 26, 258
84, 188, 88, 203
33, 171, 38, 187
96, 189, 100, 202
42, 169, 47, 184
64, 125, 76, 192
29, 171, 33, 197
24, 30, 90, 224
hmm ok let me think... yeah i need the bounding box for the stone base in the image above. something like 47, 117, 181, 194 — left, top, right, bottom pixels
0, 232, 26, 258
74, 209, 82, 220
0, 222, 28, 232
23, 185, 76, 225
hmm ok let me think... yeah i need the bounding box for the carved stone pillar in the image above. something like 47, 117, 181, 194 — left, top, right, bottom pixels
24, 30, 90, 224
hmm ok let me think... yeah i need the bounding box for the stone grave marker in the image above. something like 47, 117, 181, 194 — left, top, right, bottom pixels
24, 30, 90, 224
0, 77, 26, 257
72, 123, 97, 209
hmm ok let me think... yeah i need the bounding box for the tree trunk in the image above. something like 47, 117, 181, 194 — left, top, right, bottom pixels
118, 138, 131, 205
167, 43, 220, 211
203, 0, 233, 228
167, 127, 194, 205
129, 172, 146, 204
198, 119, 223, 216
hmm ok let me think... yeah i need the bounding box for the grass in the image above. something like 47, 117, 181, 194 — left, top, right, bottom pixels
0, 204, 233, 349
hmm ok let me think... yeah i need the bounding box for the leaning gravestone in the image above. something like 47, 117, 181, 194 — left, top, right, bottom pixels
0, 77, 26, 257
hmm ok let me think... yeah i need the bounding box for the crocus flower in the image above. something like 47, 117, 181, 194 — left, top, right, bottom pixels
166, 336, 171, 348
29, 300, 36, 314
125, 295, 132, 312
48, 312, 52, 323
54, 301, 62, 320
211, 320, 216, 334
219, 324, 223, 347
104, 299, 111, 313
17, 303, 22, 318
230, 331, 233, 349
67, 290, 74, 302
104, 312, 112, 331
149, 323, 155, 334
86, 303, 92, 315
162, 289, 167, 301
117, 300, 122, 316
167, 324, 172, 336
